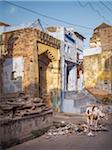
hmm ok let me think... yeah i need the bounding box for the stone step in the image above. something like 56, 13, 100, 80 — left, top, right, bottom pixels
63, 90, 101, 114
64, 90, 88, 98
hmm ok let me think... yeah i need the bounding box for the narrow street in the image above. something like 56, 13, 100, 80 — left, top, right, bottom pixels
8, 114, 112, 150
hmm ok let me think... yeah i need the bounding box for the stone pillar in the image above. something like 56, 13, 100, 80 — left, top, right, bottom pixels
51, 60, 60, 111
33, 42, 39, 97
23, 42, 39, 97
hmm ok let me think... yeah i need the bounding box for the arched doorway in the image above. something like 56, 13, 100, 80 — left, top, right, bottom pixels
38, 52, 51, 98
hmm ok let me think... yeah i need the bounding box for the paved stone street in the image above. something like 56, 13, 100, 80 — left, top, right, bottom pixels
8, 114, 112, 150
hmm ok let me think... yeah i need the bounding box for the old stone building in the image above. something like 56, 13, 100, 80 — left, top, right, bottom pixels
0, 24, 61, 148
0, 27, 60, 108
84, 23, 112, 99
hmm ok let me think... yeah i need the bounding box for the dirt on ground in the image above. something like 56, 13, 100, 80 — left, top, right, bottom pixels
8, 113, 112, 150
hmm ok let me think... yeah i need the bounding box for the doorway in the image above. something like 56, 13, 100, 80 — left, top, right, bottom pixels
38, 52, 51, 98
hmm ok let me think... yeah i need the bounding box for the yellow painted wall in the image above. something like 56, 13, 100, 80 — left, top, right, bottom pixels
84, 50, 112, 94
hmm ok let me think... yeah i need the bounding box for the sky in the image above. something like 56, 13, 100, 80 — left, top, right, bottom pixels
0, 0, 112, 48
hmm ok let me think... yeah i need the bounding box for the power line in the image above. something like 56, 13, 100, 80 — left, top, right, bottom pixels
41, 20, 51, 27
35, 18, 92, 34
3, 0, 93, 30
78, 1, 89, 7
88, 2, 111, 24
107, 1, 112, 7
29, 19, 45, 31
100, 1, 112, 13
78, 1, 111, 24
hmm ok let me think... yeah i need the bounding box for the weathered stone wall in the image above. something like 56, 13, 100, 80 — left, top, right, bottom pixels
0, 28, 60, 149
0, 29, 38, 98
0, 28, 61, 111
84, 23, 112, 96
0, 110, 53, 149
100, 27, 112, 51
90, 23, 112, 51
0, 28, 60, 99
84, 54, 100, 88
84, 51, 112, 94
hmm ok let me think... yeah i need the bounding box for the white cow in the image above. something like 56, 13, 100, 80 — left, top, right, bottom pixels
86, 105, 105, 128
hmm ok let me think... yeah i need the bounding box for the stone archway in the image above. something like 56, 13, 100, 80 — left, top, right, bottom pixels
38, 51, 51, 98
37, 43, 60, 111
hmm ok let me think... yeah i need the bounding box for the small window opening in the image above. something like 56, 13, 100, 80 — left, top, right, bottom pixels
11, 71, 16, 80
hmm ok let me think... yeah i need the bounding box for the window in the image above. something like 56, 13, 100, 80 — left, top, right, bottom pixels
11, 71, 16, 80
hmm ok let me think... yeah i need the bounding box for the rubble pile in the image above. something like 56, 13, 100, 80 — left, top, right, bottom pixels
47, 122, 76, 136
45, 121, 108, 138
0, 94, 51, 120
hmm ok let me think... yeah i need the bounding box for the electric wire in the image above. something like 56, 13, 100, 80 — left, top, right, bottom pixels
78, 1, 111, 24
3, 0, 93, 30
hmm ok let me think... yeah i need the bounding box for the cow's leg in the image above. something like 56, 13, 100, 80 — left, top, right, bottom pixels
94, 118, 98, 134
95, 119, 98, 128
90, 115, 93, 126
87, 116, 91, 132
87, 116, 90, 125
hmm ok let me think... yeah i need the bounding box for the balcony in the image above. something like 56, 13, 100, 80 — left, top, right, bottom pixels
84, 47, 102, 56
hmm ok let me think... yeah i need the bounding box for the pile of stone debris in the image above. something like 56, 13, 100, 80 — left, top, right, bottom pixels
45, 121, 108, 138
0, 93, 51, 119
47, 121, 76, 136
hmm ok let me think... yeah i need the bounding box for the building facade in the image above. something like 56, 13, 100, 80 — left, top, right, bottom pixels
47, 27, 85, 112
84, 23, 112, 98
0, 27, 61, 111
